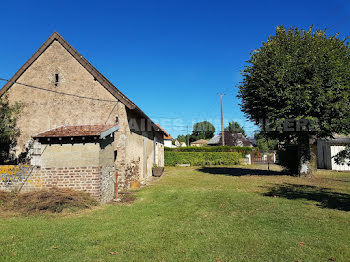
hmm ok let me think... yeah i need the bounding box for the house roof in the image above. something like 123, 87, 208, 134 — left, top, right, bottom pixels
0, 32, 165, 136
326, 135, 350, 145
156, 124, 173, 140
247, 138, 257, 146
208, 131, 252, 147
33, 125, 115, 138
207, 134, 221, 145
191, 139, 208, 145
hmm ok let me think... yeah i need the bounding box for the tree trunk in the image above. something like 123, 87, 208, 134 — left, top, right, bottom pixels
297, 135, 312, 177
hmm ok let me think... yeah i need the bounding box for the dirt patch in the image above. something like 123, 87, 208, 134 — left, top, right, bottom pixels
0, 188, 98, 214
0, 190, 16, 203
117, 191, 136, 204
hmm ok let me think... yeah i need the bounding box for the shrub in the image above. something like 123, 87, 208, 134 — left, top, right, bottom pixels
165, 152, 241, 166
165, 146, 253, 155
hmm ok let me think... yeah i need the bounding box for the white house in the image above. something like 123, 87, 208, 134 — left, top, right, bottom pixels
157, 124, 173, 148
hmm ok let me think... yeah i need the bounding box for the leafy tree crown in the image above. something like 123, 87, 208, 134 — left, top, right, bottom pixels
239, 26, 350, 140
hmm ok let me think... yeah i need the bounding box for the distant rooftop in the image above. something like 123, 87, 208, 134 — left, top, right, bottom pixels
208, 131, 252, 147
191, 139, 208, 145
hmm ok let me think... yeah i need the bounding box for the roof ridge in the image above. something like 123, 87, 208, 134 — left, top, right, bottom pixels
0, 32, 136, 109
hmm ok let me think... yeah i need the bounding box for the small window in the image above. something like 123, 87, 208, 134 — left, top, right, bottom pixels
55, 73, 59, 86
114, 150, 118, 162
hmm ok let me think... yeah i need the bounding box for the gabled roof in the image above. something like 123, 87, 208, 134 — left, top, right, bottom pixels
33, 125, 115, 138
322, 135, 350, 145
0, 32, 135, 109
191, 139, 208, 145
0, 32, 166, 135
208, 131, 253, 147
156, 124, 173, 140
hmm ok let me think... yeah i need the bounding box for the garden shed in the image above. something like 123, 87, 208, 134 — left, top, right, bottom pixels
317, 135, 350, 171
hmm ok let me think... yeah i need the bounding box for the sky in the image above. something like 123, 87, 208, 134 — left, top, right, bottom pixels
1, 0, 350, 138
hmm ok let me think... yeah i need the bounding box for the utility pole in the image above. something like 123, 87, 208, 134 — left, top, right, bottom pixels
218, 94, 225, 146
187, 125, 189, 146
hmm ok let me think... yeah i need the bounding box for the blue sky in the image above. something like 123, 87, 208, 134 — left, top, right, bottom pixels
1, 0, 349, 138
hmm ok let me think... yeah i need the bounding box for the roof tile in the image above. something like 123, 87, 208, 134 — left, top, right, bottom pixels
33, 125, 115, 138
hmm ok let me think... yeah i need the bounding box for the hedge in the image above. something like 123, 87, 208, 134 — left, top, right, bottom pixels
165, 152, 242, 166
165, 146, 253, 155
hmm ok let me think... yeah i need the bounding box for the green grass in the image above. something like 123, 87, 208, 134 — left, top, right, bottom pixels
1, 165, 350, 261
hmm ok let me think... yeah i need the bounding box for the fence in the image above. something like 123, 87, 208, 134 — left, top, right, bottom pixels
245, 151, 277, 165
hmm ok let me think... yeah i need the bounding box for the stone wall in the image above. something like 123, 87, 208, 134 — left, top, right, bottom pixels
100, 166, 116, 203
6, 40, 119, 155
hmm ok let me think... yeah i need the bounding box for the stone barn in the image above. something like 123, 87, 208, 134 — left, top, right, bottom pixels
0, 32, 165, 202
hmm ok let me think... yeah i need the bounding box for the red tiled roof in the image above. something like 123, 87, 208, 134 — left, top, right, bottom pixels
33, 125, 115, 138
156, 124, 173, 140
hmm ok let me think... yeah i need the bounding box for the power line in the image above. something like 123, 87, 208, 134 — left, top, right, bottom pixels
0, 78, 118, 103
328, 14, 350, 32
313, 0, 348, 30
149, 116, 183, 120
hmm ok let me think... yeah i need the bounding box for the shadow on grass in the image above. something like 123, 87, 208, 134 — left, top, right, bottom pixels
264, 183, 350, 211
198, 167, 285, 177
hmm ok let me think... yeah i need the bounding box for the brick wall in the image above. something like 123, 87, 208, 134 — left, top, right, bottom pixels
36, 166, 102, 198
0, 165, 103, 199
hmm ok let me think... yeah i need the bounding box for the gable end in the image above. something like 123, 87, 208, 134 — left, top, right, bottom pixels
0, 32, 136, 110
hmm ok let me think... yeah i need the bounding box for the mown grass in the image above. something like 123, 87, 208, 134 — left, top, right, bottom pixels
0, 165, 349, 262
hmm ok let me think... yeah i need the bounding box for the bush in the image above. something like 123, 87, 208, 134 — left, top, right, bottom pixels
165, 146, 253, 155
165, 152, 241, 166
277, 145, 298, 174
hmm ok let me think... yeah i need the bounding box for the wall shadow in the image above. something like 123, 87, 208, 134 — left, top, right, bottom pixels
264, 183, 350, 211
198, 167, 285, 177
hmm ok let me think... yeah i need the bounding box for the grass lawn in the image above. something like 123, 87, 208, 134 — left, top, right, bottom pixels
1, 165, 350, 262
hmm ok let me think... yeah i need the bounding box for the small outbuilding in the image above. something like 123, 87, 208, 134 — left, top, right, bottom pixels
29, 125, 118, 202
317, 135, 350, 171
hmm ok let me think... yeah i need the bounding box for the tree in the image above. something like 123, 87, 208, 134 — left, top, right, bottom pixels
0, 96, 21, 163
254, 131, 278, 151
176, 134, 189, 145
334, 146, 350, 166
225, 121, 246, 136
239, 26, 350, 177
191, 121, 215, 140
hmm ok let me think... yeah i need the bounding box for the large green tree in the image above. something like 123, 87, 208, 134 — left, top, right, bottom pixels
0, 96, 21, 163
191, 121, 215, 140
225, 121, 246, 136
239, 26, 350, 177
